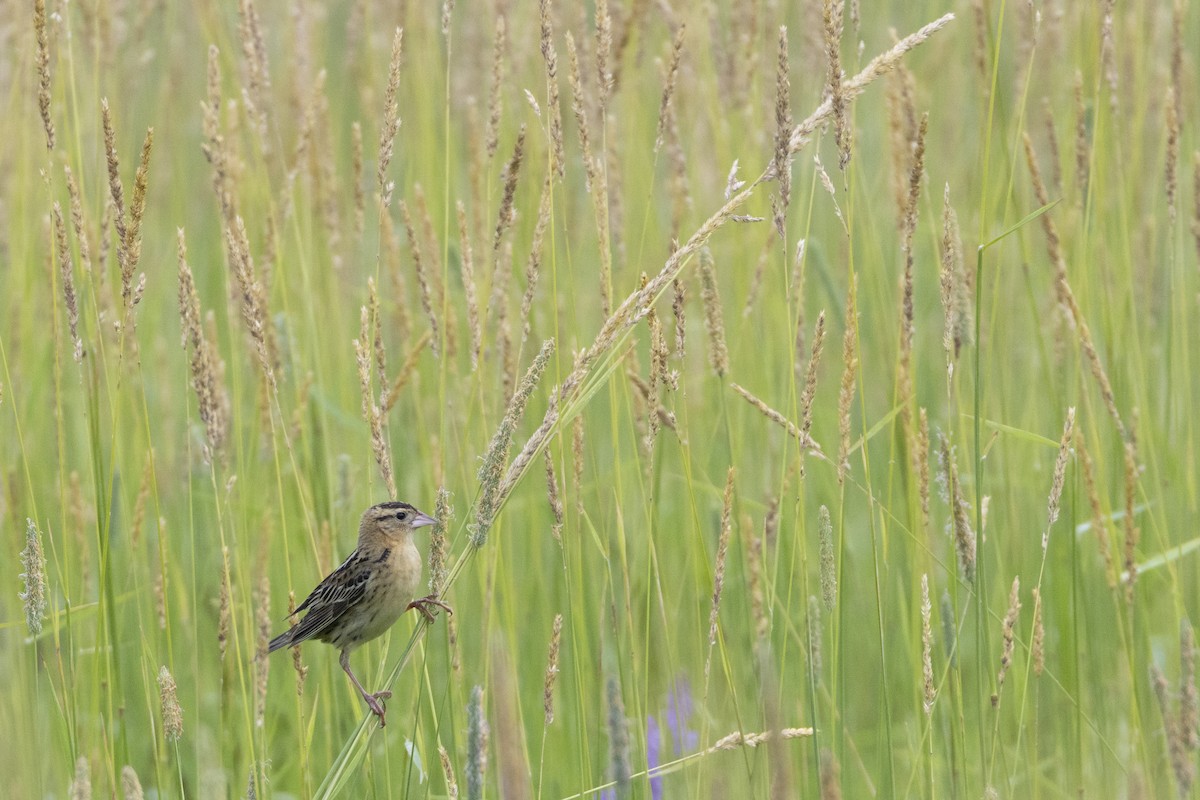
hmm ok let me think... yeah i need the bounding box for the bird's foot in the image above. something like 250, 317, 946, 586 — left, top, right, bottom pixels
365, 692, 389, 726
408, 595, 453, 624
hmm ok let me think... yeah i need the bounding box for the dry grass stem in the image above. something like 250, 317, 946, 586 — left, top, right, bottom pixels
606, 676, 630, 795
746, 513, 768, 645
493, 125, 527, 273
655, 26, 686, 153
790, 15, 954, 158
225, 217, 276, 387
458, 200, 482, 368
916, 408, 931, 533
355, 306, 396, 497
1099, 0, 1118, 114
1075, 429, 1115, 587
1042, 97, 1062, 195
940, 590, 957, 668
205, 561, 232, 653
544, 450, 564, 541
486, 16, 506, 160
288, 591, 307, 694
201, 46, 236, 223
237, 0, 271, 146
52, 204, 82, 364
565, 34, 595, 189
732, 383, 822, 453
705, 467, 735, 681
698, 249, 729, 376
939, 183, 970, 381
898, 113, 928, 409
837, 276, 858, 484
351, 121, 365, 235
1152, 660, 1195, 797
538, 0, 565, 179
158, 666, 184, 742
120, 766, 144, 800
710, 727, 814, 752
594, 0, 613, 115
771, 26, 793, 237
400, 198, 441, 358
939, 435, 976, 582
253, 561, 270, 727
439, 745, 460, 800
467, 685, 489, 799
177, 230, 228, 462
572, 414, 585, 517
1122, 420, 1139, 603
520, 176, 554, 348
130, 459, 152, 549
1024, 132, 1124, 438
368, 279, 387, 384
672, 277, 686, 357
1073, 71, 1089, 203
885, 52, 919, 225
101, 100, 129, 287
663, 80, 691, 243
1043, 407, 1075, 552
35, 0, 55, 151
70, 757, 90, 800
921, 574, 935, 713
819, 505, 836, 609
19, 519, 47, 637
824, 0, 850, 168
814, 155, 846, 232
430, 488, 451, 596
1166, 86, 1180, 224
377, 28, 404, 203
473, 340, 556, 546
1031, 588, 1045, 676
382, 331, 431, 415
64, 168, 93, 278
125, 127, 154, 285
992, 576, 1021, 707
543, 613, 563, 724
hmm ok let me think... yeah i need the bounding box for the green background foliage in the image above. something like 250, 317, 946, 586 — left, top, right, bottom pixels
2, 0, 1198, 797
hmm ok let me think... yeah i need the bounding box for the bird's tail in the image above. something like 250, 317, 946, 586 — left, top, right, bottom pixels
268, 629, 296, 654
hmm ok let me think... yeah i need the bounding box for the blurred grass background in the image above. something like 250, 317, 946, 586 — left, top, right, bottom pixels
2, 0, 1198, 797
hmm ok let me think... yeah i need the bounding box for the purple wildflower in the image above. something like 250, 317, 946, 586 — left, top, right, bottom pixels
647, 715, 663, 800
665, 677, 698, 755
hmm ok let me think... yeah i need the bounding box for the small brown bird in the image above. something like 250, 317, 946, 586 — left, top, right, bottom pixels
269, 501, 451, 726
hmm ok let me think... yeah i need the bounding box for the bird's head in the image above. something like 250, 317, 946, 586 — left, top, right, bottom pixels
360, 501, 437, 541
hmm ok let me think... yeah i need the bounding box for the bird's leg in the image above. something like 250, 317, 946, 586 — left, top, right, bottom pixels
407, 595, 454, 624
340, 650, 391, 726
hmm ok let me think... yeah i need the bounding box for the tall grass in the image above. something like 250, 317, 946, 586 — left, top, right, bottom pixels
2, 1, 1198, 797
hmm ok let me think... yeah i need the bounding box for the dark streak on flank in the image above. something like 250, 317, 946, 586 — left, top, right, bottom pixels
376, 548, 391, 563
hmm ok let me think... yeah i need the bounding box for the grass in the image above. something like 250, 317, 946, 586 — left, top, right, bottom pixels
2, 0, 1198, 797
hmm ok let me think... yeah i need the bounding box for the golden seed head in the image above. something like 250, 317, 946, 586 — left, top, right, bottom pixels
158, 666, 184, 742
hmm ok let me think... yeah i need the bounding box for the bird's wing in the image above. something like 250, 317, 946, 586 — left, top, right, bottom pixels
268, 554, 371, 651
290, 550, 360, 617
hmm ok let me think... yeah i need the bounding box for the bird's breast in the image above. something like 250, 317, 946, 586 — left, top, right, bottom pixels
352, 541, 423, 644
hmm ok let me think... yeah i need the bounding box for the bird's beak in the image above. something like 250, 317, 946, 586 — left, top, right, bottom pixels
412, 512, 437, 529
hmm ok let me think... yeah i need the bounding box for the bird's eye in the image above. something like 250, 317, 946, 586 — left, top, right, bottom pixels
395, 511, 408, 521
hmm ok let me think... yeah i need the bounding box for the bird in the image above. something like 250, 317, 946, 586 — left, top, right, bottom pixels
268, 501, 452, 726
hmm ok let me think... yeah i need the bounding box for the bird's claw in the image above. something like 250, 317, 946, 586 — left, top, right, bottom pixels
366, 693, 388, 726
408, 595, 453, 624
